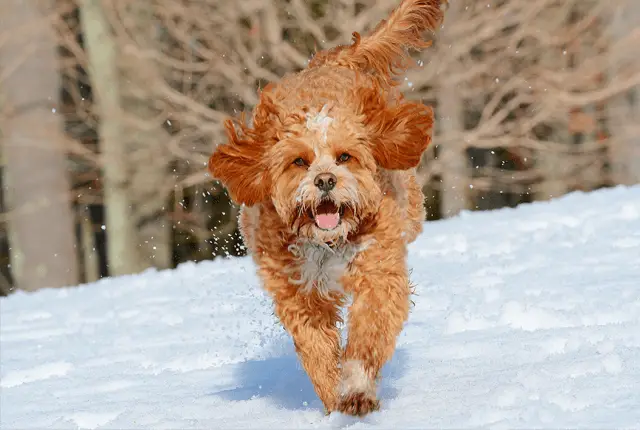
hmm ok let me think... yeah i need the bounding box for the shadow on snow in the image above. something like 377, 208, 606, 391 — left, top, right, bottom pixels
212, 347, 409, 412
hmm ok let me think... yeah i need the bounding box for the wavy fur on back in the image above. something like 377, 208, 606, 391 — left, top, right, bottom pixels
309, 0, 445, 85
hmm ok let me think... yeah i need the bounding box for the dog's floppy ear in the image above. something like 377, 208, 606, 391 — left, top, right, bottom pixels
209, 91, 283, 206
208, 119, 270, 206
359, 87, 434, 170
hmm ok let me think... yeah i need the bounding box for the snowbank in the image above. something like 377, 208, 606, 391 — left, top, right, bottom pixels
2, 186, 639, 429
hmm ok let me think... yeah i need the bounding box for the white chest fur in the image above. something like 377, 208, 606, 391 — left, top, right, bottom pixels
287, 241, 367, 298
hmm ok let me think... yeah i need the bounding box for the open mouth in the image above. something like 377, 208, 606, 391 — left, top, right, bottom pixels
308, 200, 345, 230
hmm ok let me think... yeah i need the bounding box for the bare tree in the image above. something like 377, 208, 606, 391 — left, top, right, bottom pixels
435, 0, 468, 217
608, 0, 640, 185
0, 0, 79, 291
1, 0, 638, 292
79, 0, 144, 275
535, 2, 571, 200
119, 1, 172, 270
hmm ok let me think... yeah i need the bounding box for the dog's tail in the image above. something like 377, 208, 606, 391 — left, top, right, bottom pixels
309, 0, 446, 85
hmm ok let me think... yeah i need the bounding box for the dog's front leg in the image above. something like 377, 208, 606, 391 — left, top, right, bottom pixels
338, 252, 411, 416
269, 278, 343, 413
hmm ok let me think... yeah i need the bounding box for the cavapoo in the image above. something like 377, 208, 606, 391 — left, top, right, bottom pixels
208, 0, 445, 417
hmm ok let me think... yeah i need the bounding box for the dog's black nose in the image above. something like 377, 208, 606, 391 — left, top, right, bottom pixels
314, 173, 337, 192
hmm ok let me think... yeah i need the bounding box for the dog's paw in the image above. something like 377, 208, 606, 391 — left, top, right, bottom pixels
336, 392, 380, 417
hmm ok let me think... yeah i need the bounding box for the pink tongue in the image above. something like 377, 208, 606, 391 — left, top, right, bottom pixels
315, 212, 340, 230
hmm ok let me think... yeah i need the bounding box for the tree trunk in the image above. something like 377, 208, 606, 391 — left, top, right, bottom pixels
536, 6, 570, 201
0, 0, 79, 291
80, 207, 100, 283
575, 1, 605, 191
437, 0, 468, 218
79, 0, 144, 276
122, 1, 172, 270
608, 0, 640, 185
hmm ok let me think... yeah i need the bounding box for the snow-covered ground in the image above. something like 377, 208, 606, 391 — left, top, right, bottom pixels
2, 186, 640, 429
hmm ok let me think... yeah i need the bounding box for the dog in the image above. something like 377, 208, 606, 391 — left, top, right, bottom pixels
208, 0, 445, 417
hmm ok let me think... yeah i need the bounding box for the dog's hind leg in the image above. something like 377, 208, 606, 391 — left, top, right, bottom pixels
268, 278, 344, 413
339, 247, 411, 416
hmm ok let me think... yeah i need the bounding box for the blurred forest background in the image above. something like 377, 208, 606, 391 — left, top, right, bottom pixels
0, 0, 638, 295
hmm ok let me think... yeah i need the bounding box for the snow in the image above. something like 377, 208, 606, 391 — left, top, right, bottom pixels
2, 185, 640, 429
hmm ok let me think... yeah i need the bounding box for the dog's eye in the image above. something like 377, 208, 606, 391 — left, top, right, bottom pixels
338, 153, 351, 163
293, 157, 307, 167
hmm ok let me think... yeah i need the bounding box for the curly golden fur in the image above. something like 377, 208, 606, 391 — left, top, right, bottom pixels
208, 0, 445, 416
